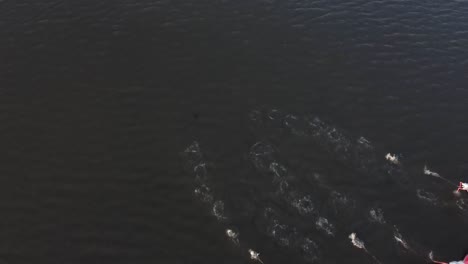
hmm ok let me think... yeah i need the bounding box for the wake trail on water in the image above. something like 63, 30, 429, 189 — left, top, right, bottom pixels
424, 165, 458, 187
250, 108, 468, 211
349, 232, 382, 264
181, 108, 468, 263
182, 141, 268, 263
248, 139, 432, 263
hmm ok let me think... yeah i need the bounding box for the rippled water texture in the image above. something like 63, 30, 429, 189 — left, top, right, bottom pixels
2, 0, 468, 263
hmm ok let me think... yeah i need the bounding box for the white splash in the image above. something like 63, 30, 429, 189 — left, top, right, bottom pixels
385, 153, 399, 165
270, 219, 291, 247
393, 227, 410, 250
423, 165, 440, 177
194, 184, 213, 204
416, 189, 438, 204
456, 198, 468, 210
249, 249, 265, 264
193, 162, 208, 182
349, 233, 381, 264
212, 200, 227, 220
421, 164, 458, 187
428, 251, 434, 261
315, 217, 335, 236
349, 233, 366, 249
267, 109, 280, 120
330, 191, 352, 206
269, 162, 287, 180
291, 195, 315, 215
225, 229, 239, 244
283, 114, 298, 127
357, 136, 372, 145
369, 208, 386, 224
300, 237, 319, 262
184, 141, 200, 154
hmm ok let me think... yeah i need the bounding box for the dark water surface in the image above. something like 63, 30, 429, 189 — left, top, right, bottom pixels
1, 0, 468, 263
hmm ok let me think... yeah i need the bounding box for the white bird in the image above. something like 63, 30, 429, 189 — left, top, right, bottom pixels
248, 249, 264, 264
422, 165, 459, 188
385, 153, 399, 165
225, 229, 239, 244
349, 233, 382, 263
423, 165, 440, 177
393, 227, 411, 251
349, 233, 366, 249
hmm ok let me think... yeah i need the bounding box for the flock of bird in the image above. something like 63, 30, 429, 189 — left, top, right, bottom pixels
183, 109, 468, 264
195, 149, 468, 264
186, 145, 468, 264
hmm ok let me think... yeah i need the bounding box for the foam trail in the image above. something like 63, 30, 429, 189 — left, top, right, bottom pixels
428, 251, 451, 264
182, 141, 204, 167
348, 233, 381, 264
299, 237, 320, 263
423, 165, 457, 187
249, 142, 292, 197
249, 115, 442, 262
194, 184, 214, 204
182, 142, 230, 221
315, 217, 335, 236
212, 200, 227, 221
416, 189, 439, 205
248, 110, 454, 262
193, 163, 208, 183
263, 207, 296, 247
249, 141, 346, 242
261, 207, 320, 263
349, 233, 365, 249
249, 142, 312, 214
393, 226, 417, 254
423, 165, 440, 177
184, 142, 261, 264
369, 208, 386, 224
291, 195, 315, 216
249, 109, 409, 185
226, 229, 240, 245
249, 140, 387, 252
250, 141, 278, 170
249, 249, 265, 264
391, 226, 435, 262
456, 198, 468, 210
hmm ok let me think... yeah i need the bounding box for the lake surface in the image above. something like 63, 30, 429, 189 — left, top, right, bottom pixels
1, 0, 468, 263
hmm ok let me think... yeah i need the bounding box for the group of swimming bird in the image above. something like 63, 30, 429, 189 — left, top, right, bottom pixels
182, 108, 468, 264
388, 153, 468, 194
